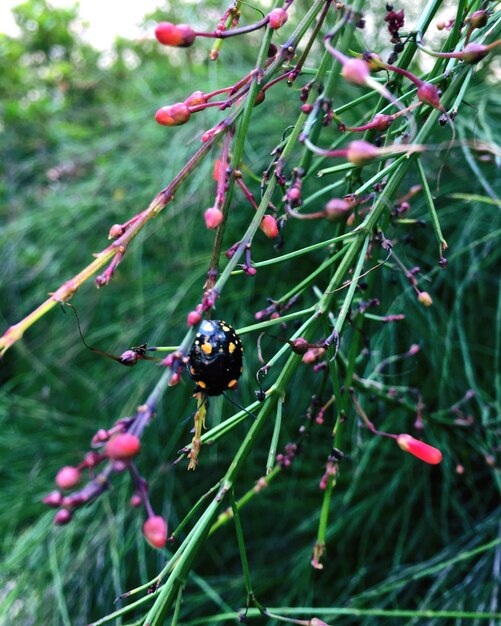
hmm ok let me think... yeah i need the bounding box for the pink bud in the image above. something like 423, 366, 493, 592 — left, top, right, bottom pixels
461, 42, 490, 64
371, 113, 394, 131
324, 198, 351, 220
108, 223, 125, 239
54, 509, 72, 525
289, 338, 310, 355
143, 515, 168, 548
187, 310, 202, 326
396, 434, 443, 464
105, 433, 141, 460
342, 58, 370, 85
268, 8, 288, 30
204, 207, 224, 229
55, 466, 81, 490
417, 82, 443, 111
346, 140, 379, 165
119, 349, 139, 366
155, 103, 191, 126
130, 494, 142, 507
43, 491, 63, 508
260, 215, 279, 238
468, 10, 488, 29
302, 347, 326, 364
155, 22, 196, 47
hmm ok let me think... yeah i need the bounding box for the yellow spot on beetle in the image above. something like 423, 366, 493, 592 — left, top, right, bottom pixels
222, 325, 230, 332
201, 342, 212, 355
228, 342, 236, 353
197, 380, 207, 389
227, 379, 238, 389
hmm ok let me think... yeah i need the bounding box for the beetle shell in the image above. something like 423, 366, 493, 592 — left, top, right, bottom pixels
188, 320, 244, 396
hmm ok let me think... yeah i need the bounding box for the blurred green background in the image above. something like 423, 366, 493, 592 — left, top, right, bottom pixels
0, 1, 500, 625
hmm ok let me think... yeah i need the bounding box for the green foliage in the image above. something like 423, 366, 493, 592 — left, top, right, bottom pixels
1, 1, 500, 625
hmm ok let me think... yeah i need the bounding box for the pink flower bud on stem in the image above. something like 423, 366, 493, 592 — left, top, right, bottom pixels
143, 515, 168, 548
105, 433, 141, 460
204, 207, 224, 229
268, 8, 288, 30
396, 434, 443, 464
55, 466, 81, 490
54, 509, 72, 525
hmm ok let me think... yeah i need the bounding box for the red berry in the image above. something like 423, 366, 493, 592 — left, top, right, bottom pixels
105, 433, 141, 460
55, 466, 81, 490
143, 515, 168, 548
417, 82, 444, 111
155, 22, 196, 47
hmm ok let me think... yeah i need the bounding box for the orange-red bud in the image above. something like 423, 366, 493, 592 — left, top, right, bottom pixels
260, 214, 279, 238
268, 8, 288, 30
143, 515, 168, 548
55, 466, 81, 490
105, 433, 141, 460
396, 434, 443, 465
155, 103, 191, 126
417, 82, 443, 111
184, 90, 207, 107
155, 22, 196, 47
461, 42, 490, 64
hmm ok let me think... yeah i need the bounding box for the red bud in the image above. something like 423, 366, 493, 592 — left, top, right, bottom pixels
268, 8, 288, 30
105, 433, 141, 460
187, 310, 202, 326
396, 434, 443, 464
460, 42, 490, 64
143, 515, 168, 548
155, 103, 191, 126
184, 90, 207, 107
155, 22, 196, 47
260, 215, 279, 238
55, 466, 81, 490
417, 82, 444, 111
